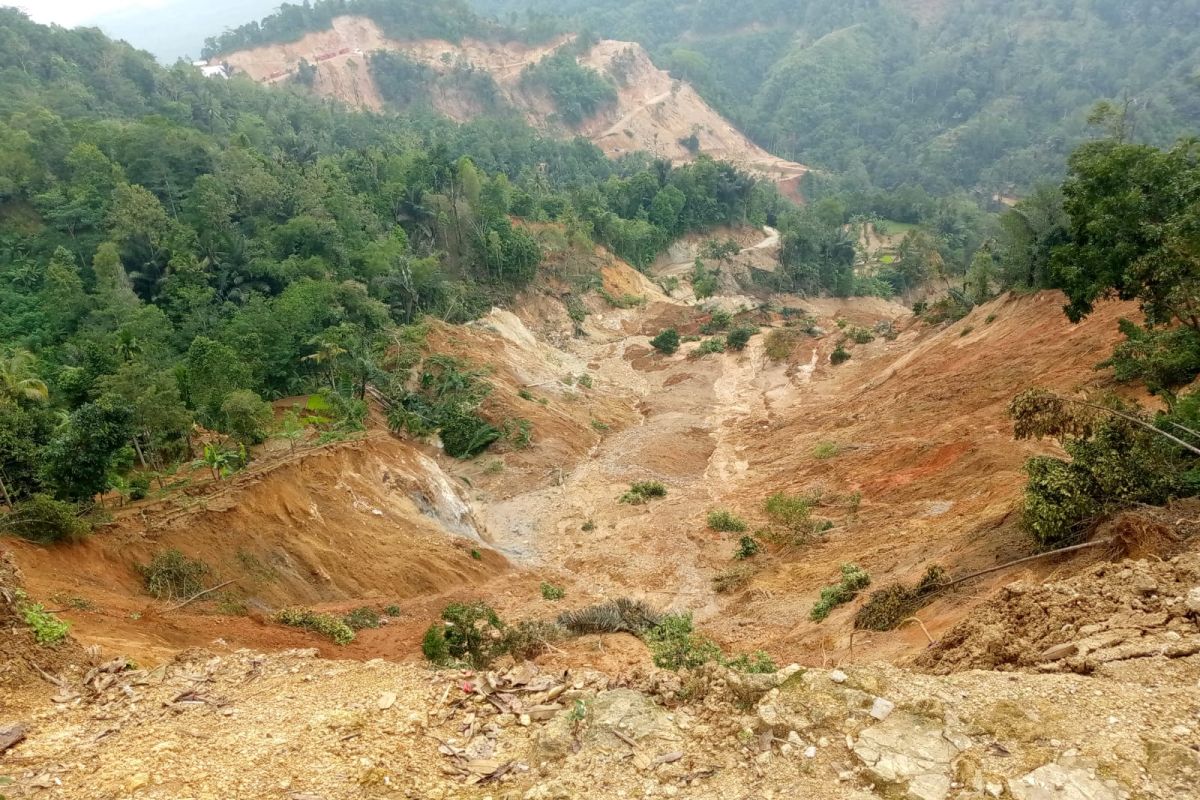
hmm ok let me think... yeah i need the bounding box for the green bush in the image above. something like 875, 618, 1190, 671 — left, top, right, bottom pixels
830, 344, 851, 365
424, 601, 506, 669
620, 481, 668, 504
726, 326, 756, 351
540, 582, 566, 601
220, 389, 273, 445
700, 309, 732, 333
734, 535, 761, 560
810, 564, 871, 622
764, 328, 799, 361
20, 602, 70, 645
650, 328, 681, 355
343, 607, 382, 630
139, 549, 210, 600
707, 509, 747, 532
696, 337, 726, 356
440, 410, 502, 458
276, 607, 355, 645
722, 651, 777, 674
129, 474, 151, 501
421, 623, 451, 664
848, 327, 875, 344
3, 495, 88, 545
645, 612, 722, 670
762, 491, 826, 543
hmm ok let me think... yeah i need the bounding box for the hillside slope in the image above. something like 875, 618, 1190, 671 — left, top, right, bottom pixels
216, 16, 808, 185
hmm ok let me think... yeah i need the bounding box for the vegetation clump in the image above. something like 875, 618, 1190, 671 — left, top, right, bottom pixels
726, 326, 756, 351
3, 495, 89, 545
556, 598, 662, 636
810, 563, 871, 622
343, 606, 382, 631
540, 582, 566, 601
421, 601, 506, 668
830, 345, 851, 365
734, 535, 761, 560
712, 564, 756, 594
138, 550, 211, 601
695, 337, 726, 356
20, 601, 71, 645
855, 566, 946, 631
620, 481, 668, 505
276, 607, 356, 645
650, 329, 681, 355
707, 509, 747, 532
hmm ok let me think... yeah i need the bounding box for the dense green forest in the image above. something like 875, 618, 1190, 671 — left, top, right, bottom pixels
471, 0, 1200, 198
0, 9, 774, 536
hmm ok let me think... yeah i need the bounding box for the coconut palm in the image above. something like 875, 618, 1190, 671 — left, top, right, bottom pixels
0, 349, 49, 404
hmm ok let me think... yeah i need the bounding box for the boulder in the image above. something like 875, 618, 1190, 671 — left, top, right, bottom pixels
1007, 763, 1122, 800
852, 712, 969, 800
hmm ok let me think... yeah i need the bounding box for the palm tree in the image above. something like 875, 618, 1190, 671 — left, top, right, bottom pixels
0, 349, 49, 404
302, 338, 348, 391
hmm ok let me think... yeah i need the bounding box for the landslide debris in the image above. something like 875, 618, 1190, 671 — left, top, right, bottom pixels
915, 547, 1200, 675
4, 642, 1198, 799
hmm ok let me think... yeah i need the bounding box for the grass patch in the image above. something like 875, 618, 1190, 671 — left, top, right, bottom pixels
812, 441, 840, 459
695, 337, 726, 356
343, 606, 382, 630
707, 509, 747, 532
540, 582, 566, 601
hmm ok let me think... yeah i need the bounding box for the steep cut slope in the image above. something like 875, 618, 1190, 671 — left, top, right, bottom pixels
215, 16, 807, 184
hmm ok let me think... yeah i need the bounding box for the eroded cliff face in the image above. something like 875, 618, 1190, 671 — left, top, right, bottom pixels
216, 16, 807, 184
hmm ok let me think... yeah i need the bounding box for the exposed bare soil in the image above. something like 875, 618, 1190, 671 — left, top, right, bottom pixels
216, 17, 808, 184
6, 234, 1200, 799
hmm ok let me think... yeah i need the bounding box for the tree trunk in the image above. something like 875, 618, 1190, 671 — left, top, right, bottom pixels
0, 472, 13, 511
131, 435, 148, 469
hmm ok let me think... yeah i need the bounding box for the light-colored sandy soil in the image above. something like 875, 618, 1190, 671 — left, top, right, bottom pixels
216, 17, 808, 184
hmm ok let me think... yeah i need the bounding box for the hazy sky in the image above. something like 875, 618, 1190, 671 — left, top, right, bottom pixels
16, 0, 170, 27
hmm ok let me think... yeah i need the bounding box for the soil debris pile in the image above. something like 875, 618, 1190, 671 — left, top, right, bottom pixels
5, 646, 1198, 799
916, 548, 1200, 674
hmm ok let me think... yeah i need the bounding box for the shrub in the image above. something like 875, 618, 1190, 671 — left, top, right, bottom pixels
849, 327, 875, 344
20, 602, 70, 645
502, 417, 534, 449
129, 474, 151, 501
220, 389, 273, 445
726, 326, 756, 351
762, 491, 825, 543
540, 582, 566, 601
139, 550, 210, 600
712, 564, 756, 594
650, 328, 680, 355
430, 601, 506, 669
343, 607, 382, 630
812, 441, 840, 459
723, 651, 777, 674
734, 535, 761, 559
854, 566, 945, 631
707, 509, 747, 532
4, 495, 88, 545
501, 619, 566, 660
440, 410, 502, 458
620, 481, 667, 504
830, 345, 851, 365
591, 419, 610, 432
700, 309, 732, 333
557, 598, 661, 635
385, 604, 401, 616
645, 612, 722, 670
275, 607, 355, 645
764, 329, 798, 361
810, 564, 871, 622
576, 374, 593, 389
421, 623, 451, 664
581, 519, 596, 532
696, 337, 726, 356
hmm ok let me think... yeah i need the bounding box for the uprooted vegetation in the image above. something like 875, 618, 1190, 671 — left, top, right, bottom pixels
619, 481, 668, 505
421, 599, 776, 674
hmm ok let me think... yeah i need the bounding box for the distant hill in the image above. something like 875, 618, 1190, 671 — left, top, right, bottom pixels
86, 0, 281, 62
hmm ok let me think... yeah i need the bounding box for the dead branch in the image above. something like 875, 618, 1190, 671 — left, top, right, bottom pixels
162, 580, 238, 613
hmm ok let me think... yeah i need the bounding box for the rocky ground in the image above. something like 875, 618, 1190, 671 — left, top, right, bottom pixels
3, 633, 1198, 800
